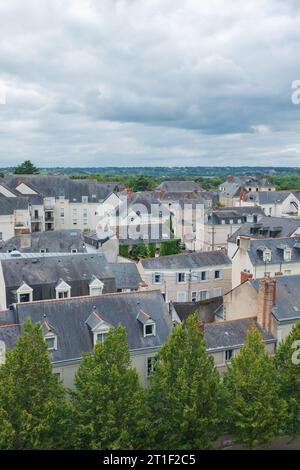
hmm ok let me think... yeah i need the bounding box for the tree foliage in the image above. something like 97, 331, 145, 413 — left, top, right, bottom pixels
14, 160, 39, 174
223, 326, 287, 449
147, 315, 222, 449
275, 322, 300, 438
71, 326, 146, 450
0, 320, 70, 449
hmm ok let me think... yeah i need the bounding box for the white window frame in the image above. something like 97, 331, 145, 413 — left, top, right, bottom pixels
17, 283, 33, 303
284, 249, 292, 262
45, 334, 57, 351
144, 321, 156, 337
153, 272, 163, 284
224, 349, 234, 363
89, 278, 104, 296
198, 290, 209, 301
55, 281, 71, 300
176, 272, 186, 283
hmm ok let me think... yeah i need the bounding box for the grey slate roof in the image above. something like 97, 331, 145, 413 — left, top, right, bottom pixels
220, 176, 274, 198
140, 250, 231, 270
250, 275, 300, 322
0, 230, 87, 253
1, 253, 116, 304
172, 297, 222, 323
0, 197, 29, 215
204, 318, 275, 351
207, 206, 264, 225
228, 216, 300, 243
244, 190, 293, 205
156, 181, 203, 193
247, 236, 300, 266
108, 263, 142, 290
3, 290, 173, 362
3, 175, 119, 203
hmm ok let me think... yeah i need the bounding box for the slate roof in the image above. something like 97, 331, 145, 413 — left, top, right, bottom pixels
172, 297, 222, 322
207, 206, 264, 225
250, 275, 300, 322
220, 176, 274, 198
108, 263, 142, 290
156, 181, 203, 193
228, 216, 300, 243
0, 230, 87, 253
0, 197, 29, 215
117, 191, 170, 217
204, 318, 275, 351
244, 190, 294, 205
0, 253, 117, 304
140, 250, 231, 270
2, 290, 173, 362
3, 175, 119, 203
247, 236, 300, 266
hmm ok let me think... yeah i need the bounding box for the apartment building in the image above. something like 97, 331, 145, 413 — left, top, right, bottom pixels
0, 290, 173, 387
240, 190, 300, 217
219, 176, 275, 207
231, 235, 300, 288
138, 251, 231, 303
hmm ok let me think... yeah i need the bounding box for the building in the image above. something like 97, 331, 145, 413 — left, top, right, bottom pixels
222, 275, 300, 343
231, 235, 300, 288
2, 175, 123, 232
240, 190, 300, 217
204, 317, 276, 374
0, 290, 173, 387
0, 252, 117, 309
0, 229, 87, 254
108, 263, 143, 292
227, 216, 300, 260
138, 251, 232, 303
198, 206, 264, 251
0, 197, 31, 241
155, 180, 203, 194
219, 176, 275, 207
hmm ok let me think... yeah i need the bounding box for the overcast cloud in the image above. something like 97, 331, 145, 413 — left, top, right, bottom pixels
0, 0, 300, 167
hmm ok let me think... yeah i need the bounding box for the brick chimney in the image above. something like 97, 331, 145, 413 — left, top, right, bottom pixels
127, 188, 133, 201
240, 271, 253, 284
257, 276, 276, 332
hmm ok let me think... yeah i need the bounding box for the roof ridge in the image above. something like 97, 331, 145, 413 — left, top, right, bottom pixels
14, 288, 162, 307
206, 316, 257, 326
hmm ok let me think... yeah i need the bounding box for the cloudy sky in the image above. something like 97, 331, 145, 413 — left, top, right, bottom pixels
0, 0, 300, 167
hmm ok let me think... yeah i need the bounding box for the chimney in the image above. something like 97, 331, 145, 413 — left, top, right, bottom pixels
227, 175, 233, 183
20, 233, 31, 249
240, 271, 253, 284
257, 276, 276, 332
127, 188, 133, 201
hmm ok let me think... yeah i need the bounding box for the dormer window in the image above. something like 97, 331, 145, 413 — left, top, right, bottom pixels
136, 308, 156, 337
17, 282, 33, 303
89, 277, 104, 296
284, 248, 292, 262
86, 308, 112, 346
263, 249, 272, 262
96, 331, 108, 344
145, 323, 155, 336
45, 335, 57, 350
55, 279, 71, 299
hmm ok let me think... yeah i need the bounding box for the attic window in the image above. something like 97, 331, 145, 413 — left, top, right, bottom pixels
144, 322, 155, 337
263, 250, 272, 262
96, 332, 108, 344
45, 335, 57, 351
17, 282, 33, 303
284, 248, 292, 262
55, 280, 71, 299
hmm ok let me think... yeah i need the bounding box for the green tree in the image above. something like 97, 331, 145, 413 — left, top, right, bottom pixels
160, 239, 181, 256
0, 409, 15, 450
147, 315, 222, 449
130, 243, 150, 260
0, 320, 70, 449
71, 326, 146, 450
128, 175, 154, 192
275, 322, 300, 438
223, 326, 287, 449
14, 160, 39, 174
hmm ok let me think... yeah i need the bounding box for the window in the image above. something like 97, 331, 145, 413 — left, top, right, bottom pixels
58, 291, 69, 299
20, 293, 30, 303
147, 356, 157, 377
237, 219, 242, 224
71, 249, 77, 254
221, 219, 225, 225
45, 336, 56, 350
214, 288, 222, 297
229, 219, 234, 224
225, 349, 234, 362
198, 290, 209, 301
263, 250, 272, 262
176, 272, 186, 283
145, 323, 155, 336
214, 270, 222, 279
191, 291, 197, 302
96, 332, 108, 344
177, 291, 186, 302
82, 196, 88, 204
284, 269, 292, 275
153, 273, 163, 284
201, 271, 207, 281
284, 248, 292, 262
90, 286, 103, 296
